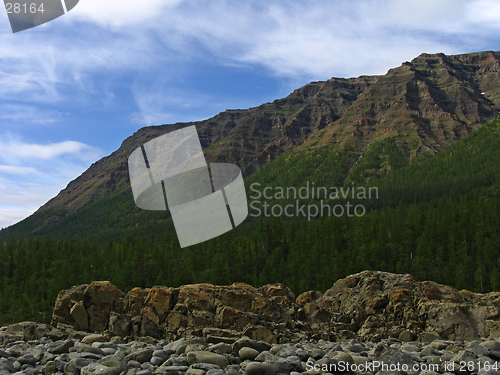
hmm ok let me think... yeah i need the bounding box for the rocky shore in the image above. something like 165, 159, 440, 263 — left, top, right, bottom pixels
2, 271, 500, 375
49, 271, 500, 343
1, 324, 500, 375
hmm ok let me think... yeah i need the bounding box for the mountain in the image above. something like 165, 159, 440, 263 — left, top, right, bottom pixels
1, 50, 500, 239
3, 115, 500, 324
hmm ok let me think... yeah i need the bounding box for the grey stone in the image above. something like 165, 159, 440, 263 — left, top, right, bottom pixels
245, 362, 276, 375
70, 353, 103, 361
64, 358, 92, 375
80, 364, 115, 375
398, 330, 414, 342
165, 338, 207, 355
254, 351, 279, 363
238, 347, 259, 361
205, 369, 224, 375
421, 332, 441, 343
295, 349, 309, 362
185, 345, 207, 354
275, 356, 301, 373
97, 360, 123, 375
310, 349, 325, 360
420, 347, 441, 357
451, 350, 477, 365
74, 344, 104, 356
232, 339, 271, 354
54, 359, 67, 372
124, 349, 154, 364
192, 364, 217, 372
150, 357, 164, 366
98, 355, 122, 364
342, 340, 365, 353
185, 369, 205, 375
431, 341, 448, 350
156, 365, 188, 373
482, 341, 500, 352
82, 336, 107, 345
333, 352, 354, 364
479, 370, 500, 375
376, 347, 419, 369
208, 344, 232, 356
152, 351, 169, 361
186, 352, 228, 369
6, 345, 27, 357
276, 349, 296, 357
13, 362, 22, 371
44, 361, 57, 375
28, 347, 45, 362
100, 349, 116, 357
127, 361, 141, 369
400, 345, 419, 353
17, 354, 37, 366
0, 359, 15, 373
472, 345, 489, 357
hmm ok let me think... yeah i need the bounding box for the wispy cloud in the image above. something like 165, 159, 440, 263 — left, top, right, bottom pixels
1, 0, 500, 229
143, 0, 500, 78
0, 138, 101, 160
0, 165, 37, 175
0, 104, 64, 124
0, 137, 104, 227
2, 0, 498, 106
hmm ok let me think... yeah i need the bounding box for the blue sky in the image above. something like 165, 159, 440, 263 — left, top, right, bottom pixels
1, 0, 500, 229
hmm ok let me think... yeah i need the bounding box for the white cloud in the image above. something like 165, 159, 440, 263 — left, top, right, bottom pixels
0, 179, 60, 228
0, 165, 37, 175
1, 0, 500, 230
0, 138, 101, 161
70, 0, 184, 28
137, 0, 500, 78
0, 210, 35, 229
0, 138, 104, 228
0, 0, 498, 111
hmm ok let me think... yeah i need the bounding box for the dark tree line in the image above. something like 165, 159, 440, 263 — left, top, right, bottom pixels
1, 190, 500, 325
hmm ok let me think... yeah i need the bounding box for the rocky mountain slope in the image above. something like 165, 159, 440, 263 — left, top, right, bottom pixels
47, 271, 500, 344
2, 50, 500, 236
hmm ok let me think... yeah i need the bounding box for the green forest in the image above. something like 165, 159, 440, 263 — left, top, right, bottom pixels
2, 116, 500, 326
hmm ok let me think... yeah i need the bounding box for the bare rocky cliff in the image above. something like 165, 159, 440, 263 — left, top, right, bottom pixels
47, 271, 500, 344
5, 50, 500, 234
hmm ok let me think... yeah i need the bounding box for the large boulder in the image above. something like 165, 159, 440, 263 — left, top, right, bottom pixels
49, 271, 500, 342
142, 286, 179, 326
84, 281, 125, 332
51, 284, 87, 327
313, 270, 500, 342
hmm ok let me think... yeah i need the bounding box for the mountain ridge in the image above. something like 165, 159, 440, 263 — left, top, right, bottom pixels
3, 50, 500, 236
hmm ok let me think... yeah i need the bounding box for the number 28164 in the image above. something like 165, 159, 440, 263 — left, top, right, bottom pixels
5, 3, 45, 14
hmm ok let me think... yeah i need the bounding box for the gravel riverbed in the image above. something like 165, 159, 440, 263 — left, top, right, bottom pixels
1, 334, 500, 375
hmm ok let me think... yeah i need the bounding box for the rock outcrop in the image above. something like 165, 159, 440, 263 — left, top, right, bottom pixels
50, 271, 500, 343
309, 271, 500, 342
